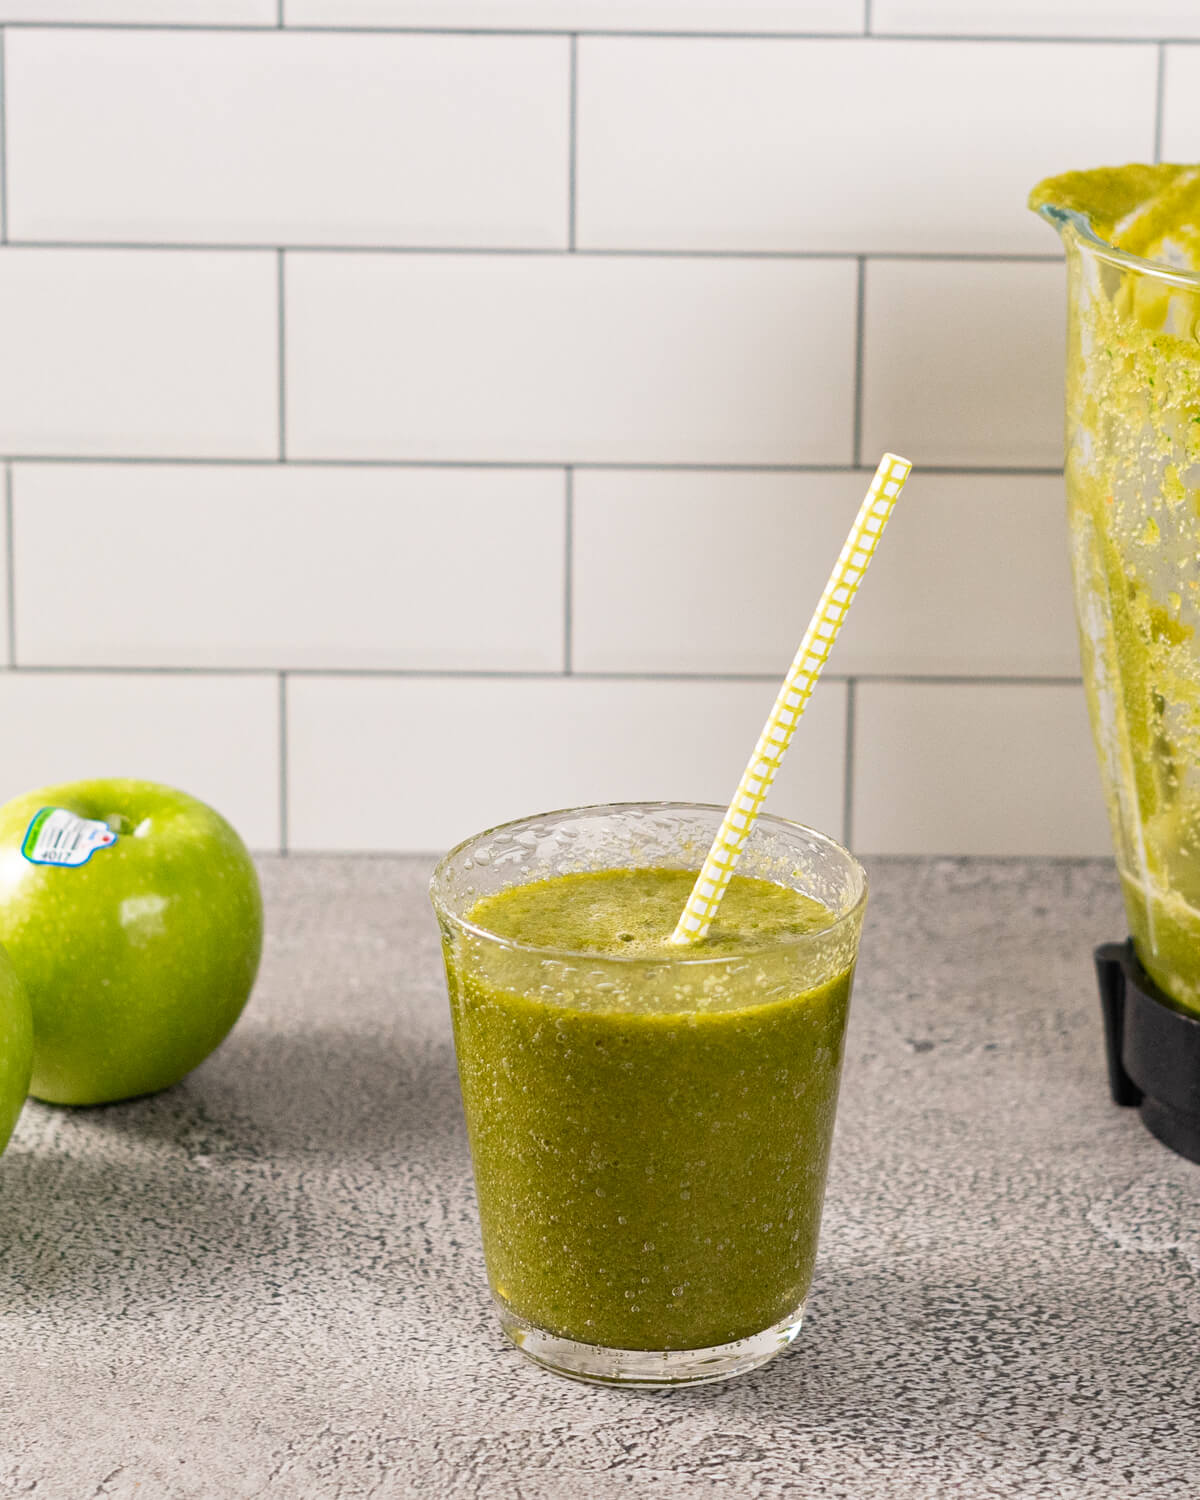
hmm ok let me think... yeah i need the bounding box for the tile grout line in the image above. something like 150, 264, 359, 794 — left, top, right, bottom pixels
0, 240, 1066, 263
862, 0, 872, 36
0, 665, 1087, 686
0, 456, 1067, 476
568, 35, 578, 251
277, 250, 287, 461
852, 256, 866, 467
0, 22, 1180, 40
564, 468, 574, 673
1154, 41, 1167, 163
843, 677, 857, 849
277, 0, 284, 27
278, 672, 289, 856
4, 463, 13, 669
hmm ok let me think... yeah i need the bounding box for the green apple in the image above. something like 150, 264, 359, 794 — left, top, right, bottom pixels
0, 945, 32, 1153
0, 778, 263, 1106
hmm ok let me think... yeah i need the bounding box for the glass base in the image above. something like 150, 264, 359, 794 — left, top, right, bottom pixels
495, 1298, 806, 1388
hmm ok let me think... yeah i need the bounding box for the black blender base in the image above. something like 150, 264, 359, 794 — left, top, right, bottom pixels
1096, 941, 1200, 1166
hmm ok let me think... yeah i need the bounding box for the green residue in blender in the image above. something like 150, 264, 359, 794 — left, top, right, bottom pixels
1032, 165, 1200, 1012
1030, 164, 1200, 266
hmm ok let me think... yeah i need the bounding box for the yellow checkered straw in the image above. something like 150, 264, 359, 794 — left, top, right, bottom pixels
669, 453, 912, 946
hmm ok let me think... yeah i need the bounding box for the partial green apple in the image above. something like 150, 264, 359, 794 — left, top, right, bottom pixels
0, 945, 32, 1153
0, 779, 263, 1106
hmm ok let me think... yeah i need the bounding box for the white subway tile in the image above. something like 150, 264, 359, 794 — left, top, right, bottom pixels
286, 254, 855, 464
12, 464, 565, 671
577, 39, 1155, 254
873, 1, 1200, 38
852, 681, 1110, 856
285, 1, 864, 32
573, 470, 856, 676
0, 673, 280, 850
1160, 47, 1200, 158
0, 249, 277, 459
837, 473, 1079, 676
286, 675, 847, 851
0, 475, 8, 669
861, 259, 1067, 470
7, 32, 569, 249
0, 2, 271, 19
572, 470, 1079, 677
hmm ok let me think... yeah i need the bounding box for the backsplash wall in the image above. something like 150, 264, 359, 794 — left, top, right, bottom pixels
2, 1, 1196, 854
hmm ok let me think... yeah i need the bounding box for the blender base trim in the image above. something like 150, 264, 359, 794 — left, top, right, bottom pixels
1096, 941, 1200, 1165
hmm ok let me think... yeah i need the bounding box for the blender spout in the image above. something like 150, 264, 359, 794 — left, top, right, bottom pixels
1029, 163, 1200, 276
1032, 200, 1092, 240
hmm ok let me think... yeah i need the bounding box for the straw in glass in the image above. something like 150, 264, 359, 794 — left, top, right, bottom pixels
669, 452, 912, 945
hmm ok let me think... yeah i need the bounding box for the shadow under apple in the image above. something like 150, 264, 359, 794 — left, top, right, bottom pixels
0, 1020, 482, 1322
35, 1018, 469, 1168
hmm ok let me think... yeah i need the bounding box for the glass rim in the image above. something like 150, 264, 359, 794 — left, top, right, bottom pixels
1039, 202, 1200, 291
429, 800, 868, 969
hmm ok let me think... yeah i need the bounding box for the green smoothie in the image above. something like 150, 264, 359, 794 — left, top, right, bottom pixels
445, 867, 854, 1352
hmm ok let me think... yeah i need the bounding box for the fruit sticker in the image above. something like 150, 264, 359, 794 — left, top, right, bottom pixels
21, 807, 118, 868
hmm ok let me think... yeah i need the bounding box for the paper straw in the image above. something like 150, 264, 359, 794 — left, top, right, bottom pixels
669, 453, 912, 946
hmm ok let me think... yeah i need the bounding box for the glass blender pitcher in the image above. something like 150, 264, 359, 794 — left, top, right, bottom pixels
1032, 165, 1200, 1162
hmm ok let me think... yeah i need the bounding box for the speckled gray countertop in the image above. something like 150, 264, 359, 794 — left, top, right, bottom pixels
3, 856, 1199, 1499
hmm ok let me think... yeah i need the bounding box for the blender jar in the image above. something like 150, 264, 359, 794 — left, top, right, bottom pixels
1033, 166, 1200, 1019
